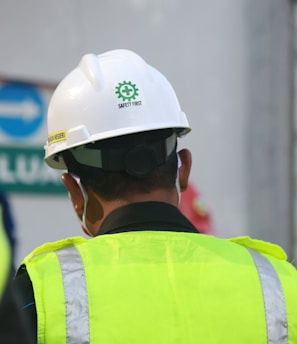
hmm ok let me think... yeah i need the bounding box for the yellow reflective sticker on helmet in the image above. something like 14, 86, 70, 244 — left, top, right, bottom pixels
48, 130, 66, 145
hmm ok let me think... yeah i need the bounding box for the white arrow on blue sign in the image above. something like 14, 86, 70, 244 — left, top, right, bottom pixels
0, 82, 45, 138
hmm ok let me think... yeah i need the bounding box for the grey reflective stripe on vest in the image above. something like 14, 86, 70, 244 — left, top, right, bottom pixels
56, 246, 90, 344
248, 249, 288, 344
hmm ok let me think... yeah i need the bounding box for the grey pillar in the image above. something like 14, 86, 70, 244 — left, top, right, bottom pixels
245, 0, 295, 260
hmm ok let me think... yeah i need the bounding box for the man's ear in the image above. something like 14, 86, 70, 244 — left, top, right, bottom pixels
61, 173, 84, 216
177, 149, 192, 192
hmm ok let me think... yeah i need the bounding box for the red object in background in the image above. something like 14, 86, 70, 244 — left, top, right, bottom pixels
179, 182, 215, 234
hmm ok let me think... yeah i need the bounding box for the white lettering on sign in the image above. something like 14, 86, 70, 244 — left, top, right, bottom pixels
0, 153, 61, 185
0, 157, 15, 182
17, 155, 39, 183
40, 164, 62, 184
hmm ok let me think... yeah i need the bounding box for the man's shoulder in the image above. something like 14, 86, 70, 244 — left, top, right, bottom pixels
228, 236, 297, 277
20, 236, 87, 266
228, 236, 287, 260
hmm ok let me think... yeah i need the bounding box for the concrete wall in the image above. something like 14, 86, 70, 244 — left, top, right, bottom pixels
245, 1, 295, 259
0, 0, 294, 265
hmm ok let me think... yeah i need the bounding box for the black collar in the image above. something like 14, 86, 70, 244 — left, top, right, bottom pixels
97, 201, 199, 235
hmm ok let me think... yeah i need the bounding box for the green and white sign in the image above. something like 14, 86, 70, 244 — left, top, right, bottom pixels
0, 80, 65, 194
0, 147, 65, 194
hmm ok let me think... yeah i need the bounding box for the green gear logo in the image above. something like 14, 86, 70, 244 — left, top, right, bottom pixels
115, 81, 139, 101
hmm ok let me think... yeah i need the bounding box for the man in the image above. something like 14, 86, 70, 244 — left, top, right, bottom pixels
15, 49, 297, 343
0, 203, 33, 343
0, 192, 17, 268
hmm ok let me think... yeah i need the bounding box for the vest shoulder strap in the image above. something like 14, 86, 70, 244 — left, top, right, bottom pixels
228, 235, 287, 260
22, 236, 86, 265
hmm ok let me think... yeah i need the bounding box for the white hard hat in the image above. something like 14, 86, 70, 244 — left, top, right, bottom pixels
44, 49, 191, 169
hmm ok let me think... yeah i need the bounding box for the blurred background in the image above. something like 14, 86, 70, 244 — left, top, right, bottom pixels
0, 0, 296, 266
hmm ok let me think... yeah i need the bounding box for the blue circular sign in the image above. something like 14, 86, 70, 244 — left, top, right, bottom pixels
0, 82, 45, 138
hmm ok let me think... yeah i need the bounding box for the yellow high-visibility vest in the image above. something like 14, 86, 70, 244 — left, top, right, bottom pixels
0, 207, 11, 298
22, 231, 297, 344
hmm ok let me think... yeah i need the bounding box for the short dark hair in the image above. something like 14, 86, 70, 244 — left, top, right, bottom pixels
62, 129, 178, 201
